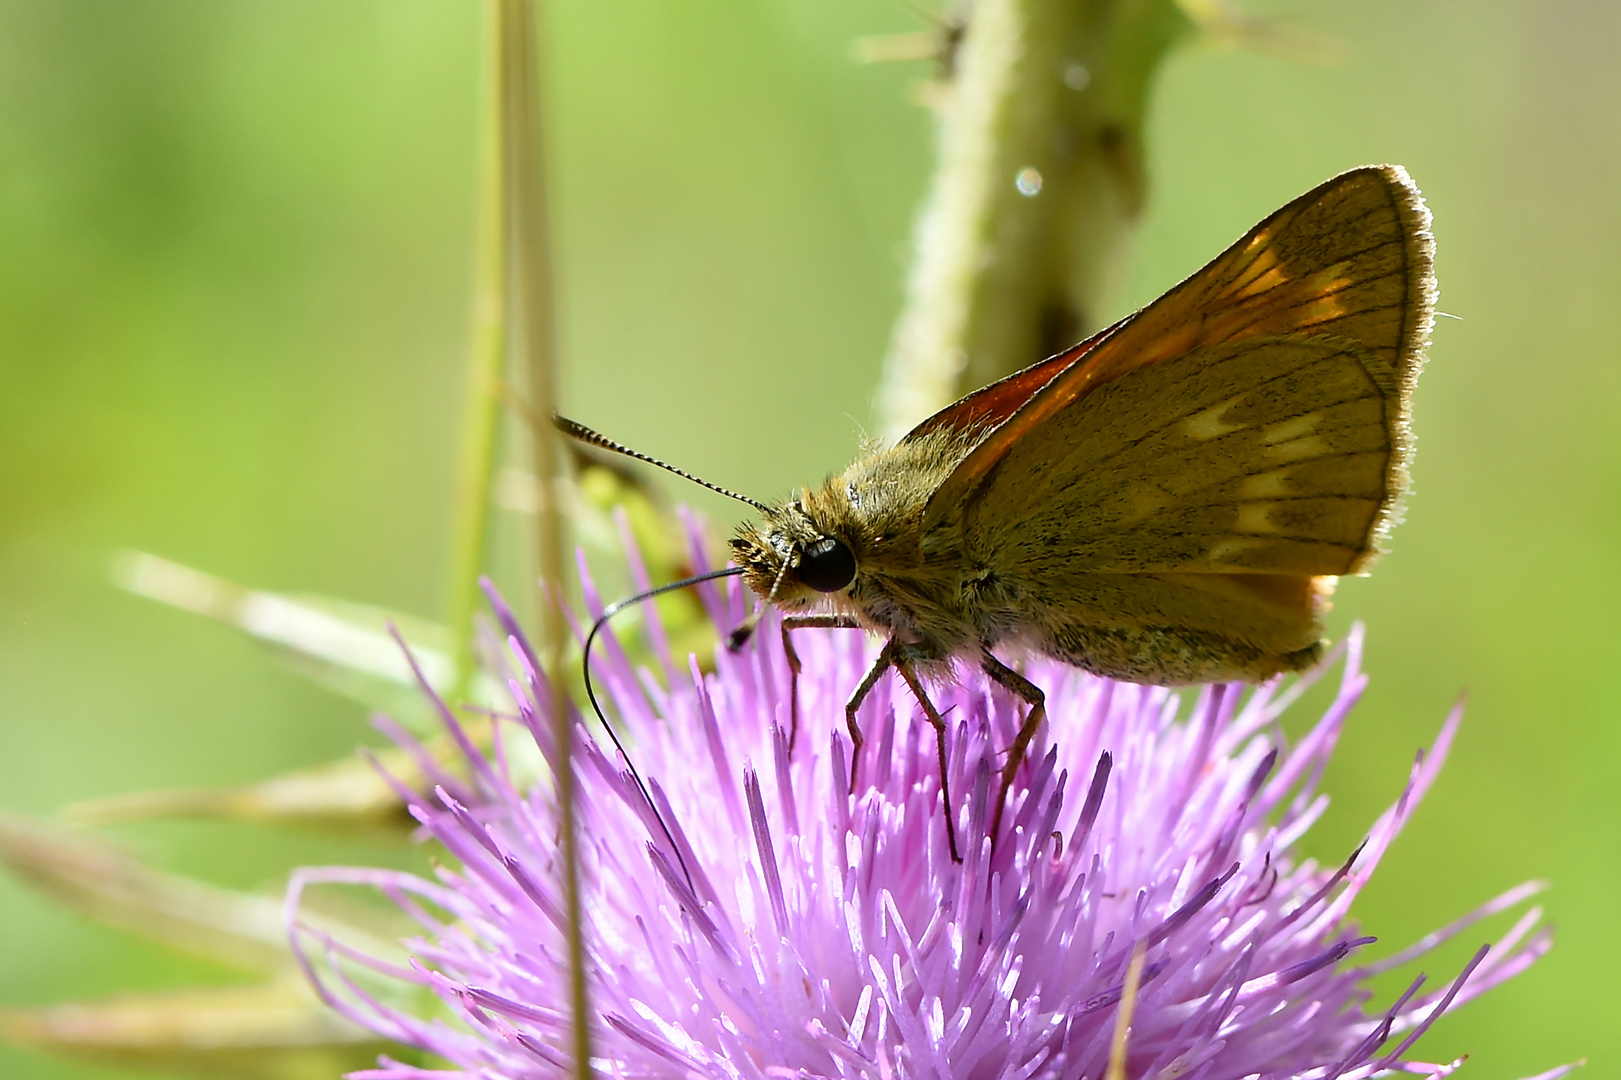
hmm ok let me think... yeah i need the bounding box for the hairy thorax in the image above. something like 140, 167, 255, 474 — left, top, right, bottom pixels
729, 430, 999, 665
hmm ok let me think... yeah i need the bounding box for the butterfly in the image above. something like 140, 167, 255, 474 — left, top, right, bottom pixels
562, 164, 1434, 861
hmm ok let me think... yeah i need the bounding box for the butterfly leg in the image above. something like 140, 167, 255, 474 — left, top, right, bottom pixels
890, 647, 962, 864
980, 650, 1047, 842
780, 614, 863, 751
841, 640, 897, 791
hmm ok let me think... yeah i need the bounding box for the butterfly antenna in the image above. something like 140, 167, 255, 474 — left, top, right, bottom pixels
582, 564, 745, 894
554, 414, 772, 514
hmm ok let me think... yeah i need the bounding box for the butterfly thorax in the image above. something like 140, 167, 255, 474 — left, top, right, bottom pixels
729, 430, 996, 661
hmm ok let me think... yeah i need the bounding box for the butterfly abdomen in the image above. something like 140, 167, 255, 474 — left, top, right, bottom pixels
1001, 569, 1331, 684
1033, 618, 1325, 685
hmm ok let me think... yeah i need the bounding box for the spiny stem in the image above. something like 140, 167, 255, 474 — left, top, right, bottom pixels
876, 0, 1192, 442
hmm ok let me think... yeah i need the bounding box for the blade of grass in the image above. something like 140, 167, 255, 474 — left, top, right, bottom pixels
444, 0, 510, 707
498, 2, 591, 1077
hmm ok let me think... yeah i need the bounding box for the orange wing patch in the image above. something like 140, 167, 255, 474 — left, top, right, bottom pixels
900, 319, 1123, 444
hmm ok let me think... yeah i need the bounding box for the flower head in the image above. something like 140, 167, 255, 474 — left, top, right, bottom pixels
290, 528, 1556, 1080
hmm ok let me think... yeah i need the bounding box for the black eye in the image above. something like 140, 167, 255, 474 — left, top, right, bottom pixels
797, 536, 856, 592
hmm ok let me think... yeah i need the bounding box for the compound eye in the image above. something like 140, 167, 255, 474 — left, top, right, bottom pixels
797, 536, 856, 593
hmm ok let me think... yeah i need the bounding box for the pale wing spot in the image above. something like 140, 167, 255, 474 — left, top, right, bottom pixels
1207, 538, 1265, 564
1266, 435, 1331, 462
1182, 395, 1248, 441
1240, 468, 1295, 499
1120, 486, 1172, 524
1236, 503, 1278, 534
1262, 412, 1323, 445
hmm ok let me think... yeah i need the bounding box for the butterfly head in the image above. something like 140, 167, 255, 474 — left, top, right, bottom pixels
730, 497, 857, 611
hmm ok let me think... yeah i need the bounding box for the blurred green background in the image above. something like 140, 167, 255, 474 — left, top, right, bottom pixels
0, 1, 1614, 1077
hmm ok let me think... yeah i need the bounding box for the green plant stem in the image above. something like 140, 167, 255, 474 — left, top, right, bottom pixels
444, 0, 509, 706
499, 2, 591, 1078
875, 0, 1192, 443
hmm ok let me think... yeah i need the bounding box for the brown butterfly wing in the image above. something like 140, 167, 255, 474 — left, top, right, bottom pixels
924, 164, 1434, 582
899, 319, 1125, 444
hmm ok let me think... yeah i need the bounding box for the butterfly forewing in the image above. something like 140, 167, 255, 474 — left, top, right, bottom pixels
923, 164, 1435, 582
900, 320, 1122, 443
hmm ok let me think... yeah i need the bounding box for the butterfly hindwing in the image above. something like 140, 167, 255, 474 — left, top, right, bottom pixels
962, 335, 1396, 576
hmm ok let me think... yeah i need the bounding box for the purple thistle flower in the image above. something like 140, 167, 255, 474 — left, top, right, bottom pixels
289, 523, 1559, 1080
